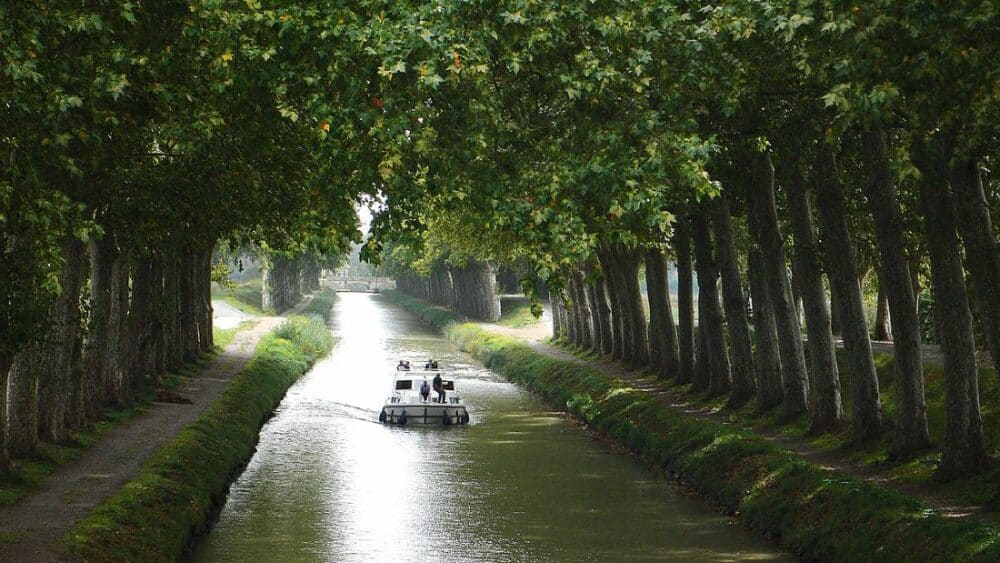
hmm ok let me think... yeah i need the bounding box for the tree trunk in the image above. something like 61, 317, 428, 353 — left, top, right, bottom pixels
829, 284, 842, 336
260, 261, 273, 311
814, 142, 883, 442
874, 282, 892, 341
621, 247, 650, 367
692, 210, 732, 396
164, 254, 184, 372
38, 237, 87, 443
644, 250, 664, 373
453, 261, 501, 321
710, 196, 755, 405
598, 248, 626, 361
749, 151, 810, 418
861, 129, 929, 455
198, 247, 214, 353
593, 277, 614, 355
551, 291, 565, 340
749, 248, 784, 410
82, 235, 115, 418
912, 135, 987, 477
148, 254, 166, 380
787, 167, 844, 433
0, 356, 11, 472
7, 351, 39, 457
949, 156, 1000, 374
128, 257, 154, 391
674, 221, 695, 385
645, 248, 680, 379
585, 274, 606, 354
569, 269, 593, 350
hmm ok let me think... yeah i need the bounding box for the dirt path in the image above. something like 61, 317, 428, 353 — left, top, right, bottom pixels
477, 320, 999, 528
0, 297, 314, 562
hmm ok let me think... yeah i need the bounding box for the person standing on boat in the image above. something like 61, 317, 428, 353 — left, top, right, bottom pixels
420, 380, 431, 402
432, 372, 445, 403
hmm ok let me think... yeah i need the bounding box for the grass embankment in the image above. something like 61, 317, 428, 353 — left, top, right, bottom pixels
384, 290, 1000, 561
498, 295, 543, 328
61, 315, 334, 562
213, 279, 266, 315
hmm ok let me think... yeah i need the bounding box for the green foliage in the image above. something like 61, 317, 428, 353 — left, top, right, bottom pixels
61, 317, 333, 562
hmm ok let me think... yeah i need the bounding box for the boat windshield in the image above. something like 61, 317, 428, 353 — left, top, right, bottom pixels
394, 379, 413, 390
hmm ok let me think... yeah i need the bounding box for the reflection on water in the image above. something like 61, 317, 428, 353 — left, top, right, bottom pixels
190, 293, 792, 562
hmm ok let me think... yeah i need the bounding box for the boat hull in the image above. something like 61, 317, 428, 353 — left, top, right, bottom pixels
379, 403, 469, 426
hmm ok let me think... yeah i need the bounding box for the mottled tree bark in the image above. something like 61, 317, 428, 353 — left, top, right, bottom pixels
749, 248, 784, 410
949, 156, 1000, 375
814, 142, 883, 442
82, 235, 116, 418
620, 247, 650, 367
912, 135, 988, 477
453, 261, 500, 321
710, 196, 755, 405
645, 248, 679, 379
7, 352, 39, 457
674, 222, 695, 385
38, 237, 87, 442
551, 291, 565, 340
749, 151, 810, 418
593, 277, 614, 355
598, 247, 626, 361
584, 273, 606, 354
692, 211, 732, 396
787, 167, 844, 433
569, 269, 593, 350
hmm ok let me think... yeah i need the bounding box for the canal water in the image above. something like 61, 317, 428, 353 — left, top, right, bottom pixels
190, 293, 791, 562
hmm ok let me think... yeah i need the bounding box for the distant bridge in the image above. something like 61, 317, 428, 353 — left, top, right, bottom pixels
326, 275, 395, 292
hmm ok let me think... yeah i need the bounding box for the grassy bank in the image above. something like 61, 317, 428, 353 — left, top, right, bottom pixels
212, 279, 266, 315
384, 290, 1000, 561
61, 315, 334, 562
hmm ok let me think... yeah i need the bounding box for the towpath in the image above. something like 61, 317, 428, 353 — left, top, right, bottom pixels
0, 297, 313, 562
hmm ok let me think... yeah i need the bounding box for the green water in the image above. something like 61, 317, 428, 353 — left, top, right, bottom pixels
189, 293, 792, 562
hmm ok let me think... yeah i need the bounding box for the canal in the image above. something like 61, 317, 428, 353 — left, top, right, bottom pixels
190, 293, 792, 562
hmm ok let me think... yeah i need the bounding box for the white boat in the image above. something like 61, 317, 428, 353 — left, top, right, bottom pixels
378, 363, 469, 426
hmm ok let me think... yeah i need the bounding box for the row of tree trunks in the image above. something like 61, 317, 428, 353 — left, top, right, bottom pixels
787, 166, 844, 434
428, 268, 456, 307
814, 143, 883, 443
861, 128, 930, 455
3, 237, 216, 461
749, 151, 811, 419
912, 134, 987, 477
948, 156, 1000, 375
451, 261, 501, 321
